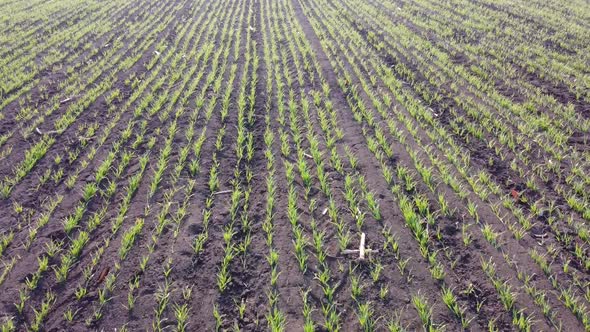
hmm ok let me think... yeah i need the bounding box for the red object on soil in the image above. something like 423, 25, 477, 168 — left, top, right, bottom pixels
511, 188, 519, 200
97, 266, 110, 285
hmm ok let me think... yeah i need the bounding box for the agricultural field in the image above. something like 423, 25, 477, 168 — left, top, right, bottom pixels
0, 0, 589, 330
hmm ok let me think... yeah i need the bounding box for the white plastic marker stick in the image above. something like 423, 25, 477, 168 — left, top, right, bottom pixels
342, 233, 378, 260
359, 232, 366, 260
